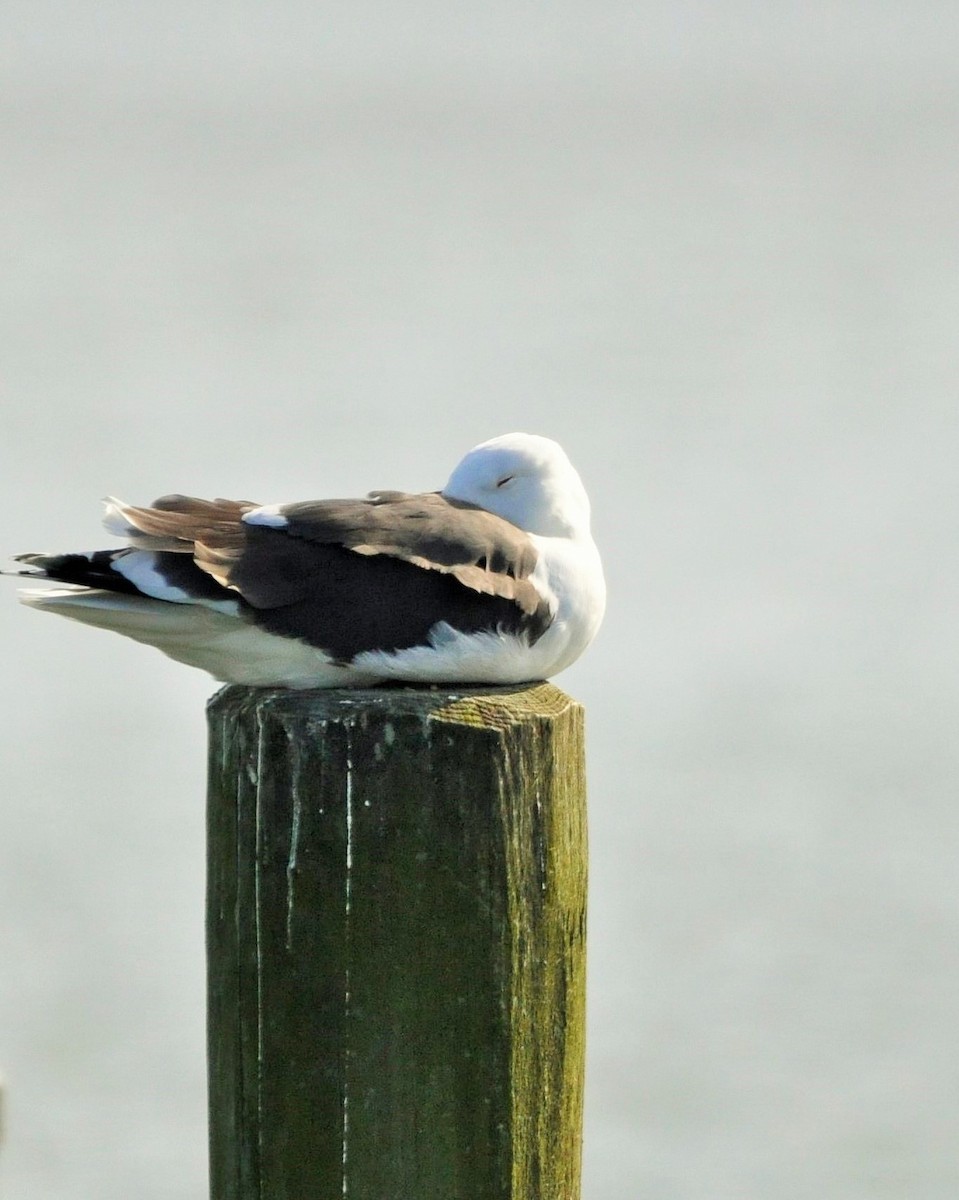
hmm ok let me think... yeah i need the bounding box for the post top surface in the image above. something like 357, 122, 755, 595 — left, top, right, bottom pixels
207, 680, 580, 729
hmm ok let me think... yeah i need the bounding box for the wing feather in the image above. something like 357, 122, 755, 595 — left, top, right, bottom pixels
260, 492, 543, 614
104, 490, 546, 620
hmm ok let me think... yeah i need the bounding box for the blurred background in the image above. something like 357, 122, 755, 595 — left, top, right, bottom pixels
1, 2, 957, 1196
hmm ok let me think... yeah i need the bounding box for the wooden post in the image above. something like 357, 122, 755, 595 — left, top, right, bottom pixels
206, 683, 588, 1200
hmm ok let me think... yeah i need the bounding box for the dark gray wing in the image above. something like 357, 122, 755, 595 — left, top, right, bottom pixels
267, 491, 541, 611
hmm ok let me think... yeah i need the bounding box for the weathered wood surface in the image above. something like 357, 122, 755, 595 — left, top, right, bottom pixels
206, 682, 587, 1200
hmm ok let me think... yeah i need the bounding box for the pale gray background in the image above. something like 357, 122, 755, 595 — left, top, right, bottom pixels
1, 3, 957, 1197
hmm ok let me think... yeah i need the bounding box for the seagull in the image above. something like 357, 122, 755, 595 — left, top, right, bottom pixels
10, 433, 605, 688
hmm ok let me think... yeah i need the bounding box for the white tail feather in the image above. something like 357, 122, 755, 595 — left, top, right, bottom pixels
16, 587, 353, 686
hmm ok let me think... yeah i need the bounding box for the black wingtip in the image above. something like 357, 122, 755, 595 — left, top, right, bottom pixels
1, 565, 45, 579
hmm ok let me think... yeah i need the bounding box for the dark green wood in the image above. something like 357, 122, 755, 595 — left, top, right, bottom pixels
206, 683, 587, 1200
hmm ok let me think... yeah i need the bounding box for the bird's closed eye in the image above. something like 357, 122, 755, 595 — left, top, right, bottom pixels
496, 475, 515, 488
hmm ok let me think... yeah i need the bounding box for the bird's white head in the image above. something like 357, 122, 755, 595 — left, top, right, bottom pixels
442, 433, 593, 538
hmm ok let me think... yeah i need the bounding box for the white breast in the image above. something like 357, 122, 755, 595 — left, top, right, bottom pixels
524, 531, 607, 676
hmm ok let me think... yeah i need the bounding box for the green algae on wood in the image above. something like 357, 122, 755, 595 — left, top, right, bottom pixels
206, 683, 588, 1200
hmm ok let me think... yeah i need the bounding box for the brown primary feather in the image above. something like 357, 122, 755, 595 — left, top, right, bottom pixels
113, 496, 253, 547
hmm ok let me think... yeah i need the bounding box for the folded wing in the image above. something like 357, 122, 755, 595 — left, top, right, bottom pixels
60, 490, 552, 661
